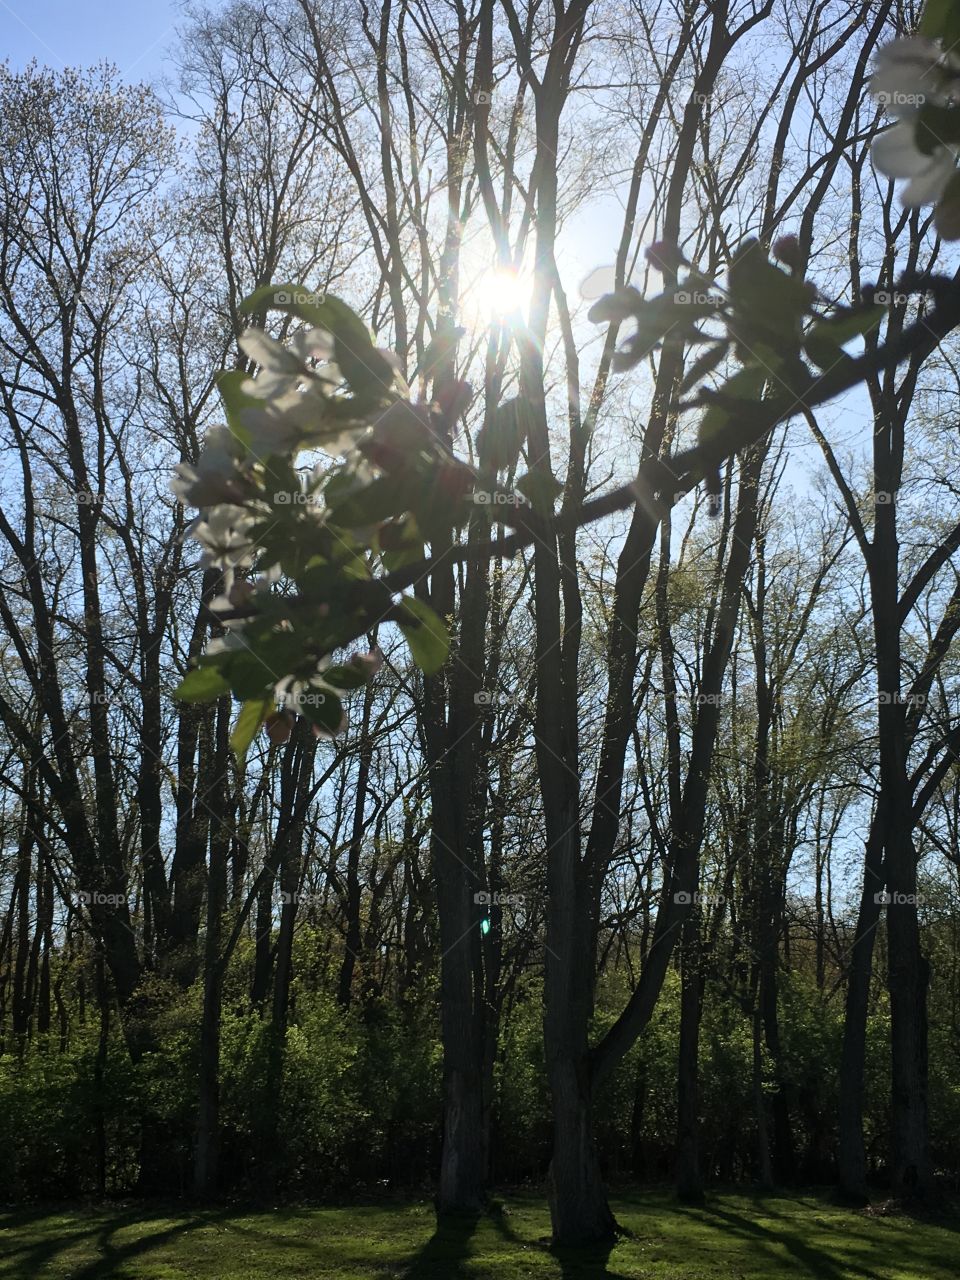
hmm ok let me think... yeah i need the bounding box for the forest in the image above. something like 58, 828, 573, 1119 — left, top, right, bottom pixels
1, 0, 960, 1273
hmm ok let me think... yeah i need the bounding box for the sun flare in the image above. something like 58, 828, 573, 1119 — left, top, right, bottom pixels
466, 265, 531, 326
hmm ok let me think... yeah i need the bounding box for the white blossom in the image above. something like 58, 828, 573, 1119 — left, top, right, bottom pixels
871, 37, 959, 115
238, 326, 374, 457
240, 389, 362, 460
204, 629, 249, 657
239, 327, 335, 400
274, 667, 334, 715
171, 425, 247, 508
871, 37, 960, 208
872, 121, 957, 205
189, 503, 260, 573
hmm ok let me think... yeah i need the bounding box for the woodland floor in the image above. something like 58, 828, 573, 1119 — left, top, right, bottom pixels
1, 1189, 958, 1279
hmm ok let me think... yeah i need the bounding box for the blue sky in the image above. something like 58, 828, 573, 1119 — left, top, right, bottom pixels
2, 0, 180, 79
0, 0, 899, 515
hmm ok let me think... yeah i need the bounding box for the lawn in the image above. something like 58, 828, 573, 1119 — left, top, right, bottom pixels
0, 1190, 957, 1279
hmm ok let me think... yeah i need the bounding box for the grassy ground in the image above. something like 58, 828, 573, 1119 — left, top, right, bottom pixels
1, 1190, 957, 1279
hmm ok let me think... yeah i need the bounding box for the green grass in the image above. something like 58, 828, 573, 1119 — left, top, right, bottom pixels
1, 1190, 957, 1279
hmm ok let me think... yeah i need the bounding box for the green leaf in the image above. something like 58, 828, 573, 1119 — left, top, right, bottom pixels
333, 333, 395, 397
516, 469, 563, 516
728, 239, 815, 344
679, 342, 729, 396
810, 307, 884, 345
397, 597, 450, 674
222, 633, 303, 700
238, 284, 350, 331
230, 696, 273, 762
590, 284, 723, 371
416, 326, 466, 381
803, 332, 849, 372
921, 0, 960, 45
378, 514, 425, 571
587, 286, 644, 324
217, 370, 261, 450
698, 363, 768, 445
803, 307, 883, 371
331, 473, 423, 527
174, 666, 230, 703
323, 664, 369, 690
297, 688, 344, 736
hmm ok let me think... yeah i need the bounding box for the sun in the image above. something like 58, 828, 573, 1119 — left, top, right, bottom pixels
464, 264, 531, 326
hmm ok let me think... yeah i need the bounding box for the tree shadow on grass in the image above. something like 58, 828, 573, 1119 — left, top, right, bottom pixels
485, 1201, 632, 1280
5, 1205, 235, 1280
399, 1210, 480, 1279
547, 1239, 632, 1280
677, 1201, 879, 1280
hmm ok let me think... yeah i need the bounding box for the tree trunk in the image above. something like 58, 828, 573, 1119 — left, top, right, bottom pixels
676, 912, 704, 1202
194, 699, 230, 1197
753, 1004, 774, 1189
886, 869, 933, 1198
547, 1054, 619, 1245
837, 818, 884, 1203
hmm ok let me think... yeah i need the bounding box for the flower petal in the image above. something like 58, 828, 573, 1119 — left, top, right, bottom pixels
872, 123, 932, 177
902, 152, 955, 205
